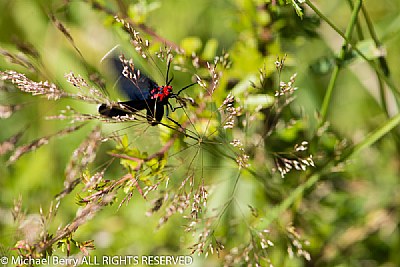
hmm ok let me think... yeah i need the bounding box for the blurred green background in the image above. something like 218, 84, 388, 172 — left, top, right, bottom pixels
1, 0, 400, 266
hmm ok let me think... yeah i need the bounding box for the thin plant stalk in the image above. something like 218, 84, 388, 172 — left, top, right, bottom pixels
319, 0, 362, 122
360, 5, 391, 115
346, 0, 364, 40
305, 0, 400, 107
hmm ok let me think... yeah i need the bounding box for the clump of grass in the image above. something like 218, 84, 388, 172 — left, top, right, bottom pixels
0, 30, 314, 267
2, 1, 398, 266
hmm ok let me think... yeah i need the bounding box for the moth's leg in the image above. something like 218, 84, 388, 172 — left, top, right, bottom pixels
168, 101, 184, 112
163, 105, 184, 132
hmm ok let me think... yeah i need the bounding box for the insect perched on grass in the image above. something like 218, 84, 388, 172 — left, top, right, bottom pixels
98, 55, 196, 126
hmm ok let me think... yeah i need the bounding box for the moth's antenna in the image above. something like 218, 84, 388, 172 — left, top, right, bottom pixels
165, 54, 172, 85
101, 44, 120, 63
167, 75, 174, 86
174, 82, 197, 96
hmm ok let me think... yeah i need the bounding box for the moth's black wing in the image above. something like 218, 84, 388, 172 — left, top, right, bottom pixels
99, 98, 163, 124
99, 99, 154, 117
99, 56, 160, 120
146, 102, 164, 125
110, 57, 158, 101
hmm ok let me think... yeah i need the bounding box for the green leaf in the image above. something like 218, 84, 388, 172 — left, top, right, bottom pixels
202, 38, 218, 60
180, 37, 202, 55
147, 157, 161, 171
276, 120, 304, 142
244, 94, 275, 111
75, 194, 86, 206
356, 39, 385, 60
115, 135, 129, 151
289, 0, 304, 19
231, 74, 257, 95
121, 158, 139, 170
123, 181, 134, 194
